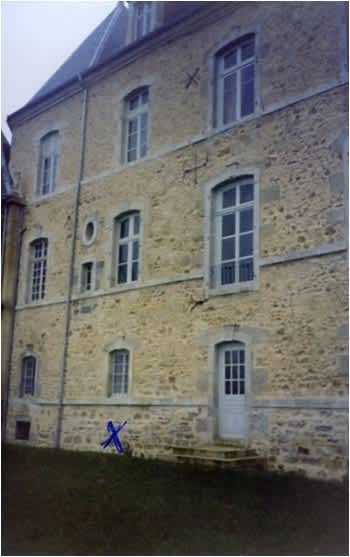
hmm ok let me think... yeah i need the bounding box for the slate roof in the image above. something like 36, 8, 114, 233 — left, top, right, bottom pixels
28, 1, 208, 109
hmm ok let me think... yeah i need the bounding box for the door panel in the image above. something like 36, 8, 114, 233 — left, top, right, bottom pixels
218, 344, 246, 439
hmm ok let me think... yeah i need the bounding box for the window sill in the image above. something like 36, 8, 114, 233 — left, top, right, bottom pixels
211, 111, 258, 136
207, 280, 258, 297
122, 154, 149, 169
108, 396, 131, 403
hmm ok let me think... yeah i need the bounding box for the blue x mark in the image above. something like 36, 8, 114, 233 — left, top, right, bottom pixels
101, 420, 127, 453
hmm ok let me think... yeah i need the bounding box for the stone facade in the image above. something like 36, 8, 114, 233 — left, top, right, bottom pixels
4, 1, 349, 480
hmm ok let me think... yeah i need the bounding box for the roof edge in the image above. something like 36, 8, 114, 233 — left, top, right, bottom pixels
8, 2, 230, 129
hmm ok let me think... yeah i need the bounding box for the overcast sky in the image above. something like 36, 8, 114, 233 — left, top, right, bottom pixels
1, 1, 117, 139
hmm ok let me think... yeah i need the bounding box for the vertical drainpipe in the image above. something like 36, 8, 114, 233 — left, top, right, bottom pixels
2, 199, 25, 440
55, 77, 88, 449
1, 202, 8, 280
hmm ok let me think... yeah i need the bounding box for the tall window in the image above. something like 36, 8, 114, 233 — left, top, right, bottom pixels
38, 131, 59, 195
125, 88, 149, 163
212, 177, 255, 288
20, 356, 36, 397
110, 349, 129, 396
81, 261, 95, 293
215, 35, 255, 128
30, 238, 48, 301
114, 212, 140, 284
133, 2, 152, 40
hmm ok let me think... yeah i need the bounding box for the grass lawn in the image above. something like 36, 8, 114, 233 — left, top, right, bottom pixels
2, 444, 349, 556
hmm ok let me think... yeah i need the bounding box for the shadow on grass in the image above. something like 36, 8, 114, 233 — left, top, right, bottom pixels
2, 444, 349, 555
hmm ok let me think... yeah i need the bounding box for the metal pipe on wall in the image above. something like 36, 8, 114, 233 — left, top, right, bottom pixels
55, 78, 89, 448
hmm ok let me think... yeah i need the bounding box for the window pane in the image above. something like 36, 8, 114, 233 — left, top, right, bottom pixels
232, 366, 238, 379
113, 375, 123, 394
241, 64, 255, 116
223, 48, 237, 69
120, 219, 129, 239
222, 187, 236, 208
222, 214, 235, 237
240, 183, 254, 203
239, 365, 245, 379
232, 382, 238, 395
118, 244, 128, 264
133, 214, 140, 235
222, 238, 235, 261
140, 113, 148, 158
239, 258, 254, 282
141, 89, 149, 104
112, 350, 129, 395
225, 381, 231, 395
42, 158, 51, 194
239, 382, 245, 395
240, 208, 253, 233
221, 262, 235, 285
223, 73, 237, 125
118, 264, 127, 283
127, 149, 137, 163
225, 366, 230, 379
128, 118, 137, 135
239, 350, 245, 364
132, 241, 139, 261
224, 351, 231, 364
241, 40, 254, 61
239, 233, 253, 257
129, 95, 139, 111
132, 262, 138, 281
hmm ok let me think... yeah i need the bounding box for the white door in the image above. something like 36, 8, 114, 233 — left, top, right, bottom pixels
218, 343, 247, 439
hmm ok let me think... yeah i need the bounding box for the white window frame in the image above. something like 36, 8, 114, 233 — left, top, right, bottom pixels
133, 2, 152, 40
110, 349, 129, 397
124, 88, 149, 164
216, 35, 255, 128
80, 261, 96, 294
20, 355, 36, 397
114, 212, 141, 285
38, 131, 59, 196
30, 238, 48, 302
212, 177, 256, 291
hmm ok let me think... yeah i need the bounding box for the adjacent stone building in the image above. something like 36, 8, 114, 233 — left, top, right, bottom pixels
4, 1, 349, 479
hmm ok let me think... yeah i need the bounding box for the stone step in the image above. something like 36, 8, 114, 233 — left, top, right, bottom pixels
174, 453, 267, 470
172, 444, 256, 459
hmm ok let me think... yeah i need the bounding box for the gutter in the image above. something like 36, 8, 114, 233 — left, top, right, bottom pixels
55, 76, 89, 448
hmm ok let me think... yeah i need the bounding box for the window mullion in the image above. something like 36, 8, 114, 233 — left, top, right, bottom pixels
236, 208, 240, 283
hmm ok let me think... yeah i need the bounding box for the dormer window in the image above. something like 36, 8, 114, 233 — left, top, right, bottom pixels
133, 2, 152, 40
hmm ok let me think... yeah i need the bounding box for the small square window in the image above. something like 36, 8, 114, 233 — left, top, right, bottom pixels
16, 421, 30, 440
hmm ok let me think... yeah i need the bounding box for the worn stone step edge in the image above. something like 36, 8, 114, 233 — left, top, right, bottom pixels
174, 453, 264, 463
172, 447, 257, 457
171, 444, 254, 453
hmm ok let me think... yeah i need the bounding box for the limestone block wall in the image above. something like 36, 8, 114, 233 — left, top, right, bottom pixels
10, 94, 83, 201
251, 408, 348, 481
5, 1, 348, 480
72, 87, 348, 294
9, 304, 66, 400
16, 191, 75, 305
